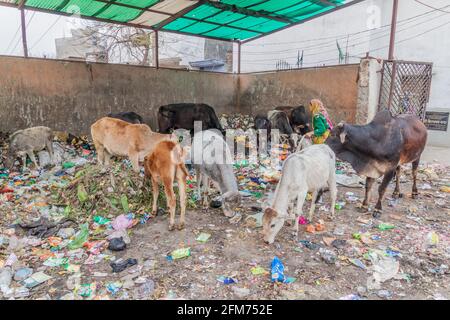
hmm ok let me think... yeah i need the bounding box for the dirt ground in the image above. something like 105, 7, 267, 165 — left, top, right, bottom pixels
0, 119, 449, 300
80, 176, 450, 300
1, 149, 448, 300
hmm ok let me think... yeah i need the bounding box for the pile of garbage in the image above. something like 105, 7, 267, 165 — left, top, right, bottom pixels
220, 113, 254, 131
0, 125, 449, 300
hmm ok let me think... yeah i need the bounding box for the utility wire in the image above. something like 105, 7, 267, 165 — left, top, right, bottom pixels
242, 10, 449, 57
243, 18, 450, 67
160, 2, 450, 56
414, 0, 450, 14
243, 2, 450, 47
29, 15, 62, 51
241, 14, 450, 62
8, 11, 36, 54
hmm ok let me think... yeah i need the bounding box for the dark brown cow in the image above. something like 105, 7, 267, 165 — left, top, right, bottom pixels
107, 111, 144, 124
158, 103, 224, 135
326, 110, 427, 218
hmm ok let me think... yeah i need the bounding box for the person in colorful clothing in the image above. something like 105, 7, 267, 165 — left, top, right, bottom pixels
304, 99, 333, 144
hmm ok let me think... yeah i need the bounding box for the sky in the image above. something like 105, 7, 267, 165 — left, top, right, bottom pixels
1, 0, 450, 70
0, 6, 77, 58
0, 5, 206, 63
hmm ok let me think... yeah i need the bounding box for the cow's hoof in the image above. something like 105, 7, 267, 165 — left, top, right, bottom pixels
168, 224, 175, 231
358, 205, 369, 213
372, 209, 382, 219
177, 223, 185, 230
411, 192, 419, 199
392, 192, 403, 199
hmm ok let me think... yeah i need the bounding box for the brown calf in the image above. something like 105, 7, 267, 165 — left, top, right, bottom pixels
91, 117, 176, 172
144, 140, 190, 231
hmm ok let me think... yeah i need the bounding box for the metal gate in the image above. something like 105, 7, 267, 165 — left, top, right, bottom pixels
378, 60, 433, 120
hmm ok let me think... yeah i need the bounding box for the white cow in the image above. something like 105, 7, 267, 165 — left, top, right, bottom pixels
262, 144, 337, 244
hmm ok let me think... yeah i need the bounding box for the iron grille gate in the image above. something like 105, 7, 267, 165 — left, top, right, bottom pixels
378, 60, 433, 121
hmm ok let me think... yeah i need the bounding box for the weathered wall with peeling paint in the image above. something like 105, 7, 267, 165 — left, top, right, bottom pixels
239, 64, 360, 123
0, 56, 360, 135
0, 56, 238, 134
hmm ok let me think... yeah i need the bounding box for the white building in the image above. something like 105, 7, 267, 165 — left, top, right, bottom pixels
241, 0, 450, 146
55, 28, 107, 62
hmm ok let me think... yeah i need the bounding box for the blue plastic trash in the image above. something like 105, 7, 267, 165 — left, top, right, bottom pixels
270, 256, 286, 283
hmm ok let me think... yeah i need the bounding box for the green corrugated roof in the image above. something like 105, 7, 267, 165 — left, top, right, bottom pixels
0, 0, 362, 41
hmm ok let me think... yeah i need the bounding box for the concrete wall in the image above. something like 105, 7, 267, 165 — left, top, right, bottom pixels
0, 56, 360, 135
239, 64, 360, 123
0, 56, 238, 134
356, 58, 383, 124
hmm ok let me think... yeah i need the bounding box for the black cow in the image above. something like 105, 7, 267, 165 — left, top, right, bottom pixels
326, 110, 427, 218
291, 106, 310, 135
268, 110, 294, 136
268, 110, 297, 149
275, 105, 310, 135
107, 111, 143, 124
158, 103, 224, 135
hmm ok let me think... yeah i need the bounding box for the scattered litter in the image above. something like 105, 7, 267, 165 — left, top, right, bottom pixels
377, 223, 395, 231
270, 257, 286, 283
250, 266, 269, 276
196, 233, 211, 243
68, 224, 89, 250
366, 254, 400, 290
167, 248, 191, 260
298, 216, 308, 225
112, 214, 134, 231
331, 239, 347, 249
14, 268, 33, 282
319, 248, 337, 264
340, 294, 363, 300
426, 231, 439, 246
108, 237, 127, 251
23, 272, 53, 288
336, 174, 365, 188
348, 258, 367, 270
217, 276, 237, 284
110, 258, 138, 273
299, 240, 321, 250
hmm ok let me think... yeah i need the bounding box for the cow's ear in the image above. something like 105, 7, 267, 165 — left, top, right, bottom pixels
264, 207, 279, 218
339, 130, 347, 144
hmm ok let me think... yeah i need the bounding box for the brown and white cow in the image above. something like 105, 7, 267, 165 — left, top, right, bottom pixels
90, 117, 176, 172
144, 140, 190, 231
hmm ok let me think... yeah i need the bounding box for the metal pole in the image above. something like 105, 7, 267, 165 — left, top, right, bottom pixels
20, 8, 28, 58
388, 0, 399, 60
237, 42, 241, 74
153, 30, 159, 68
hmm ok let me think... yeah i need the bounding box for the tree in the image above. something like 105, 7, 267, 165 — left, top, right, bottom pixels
81, 22, 155, 65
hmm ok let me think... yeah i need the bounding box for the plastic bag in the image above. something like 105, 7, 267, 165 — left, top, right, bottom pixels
68, 224, 89, 250
112, 214, 134, 231
270, 257, 286, 282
